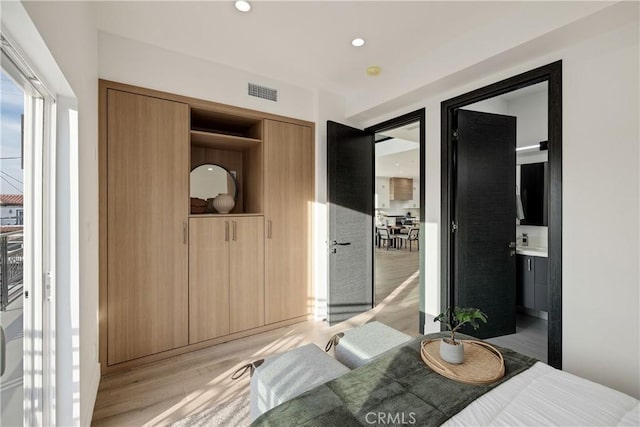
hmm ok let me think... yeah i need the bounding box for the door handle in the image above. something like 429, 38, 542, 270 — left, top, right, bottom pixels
527, 258, 532, 271
232, 221, 237, 241
225, 221, 229, 242
331, 240, 351, 246
509, 241, 516, 256
183, 222, 188, 244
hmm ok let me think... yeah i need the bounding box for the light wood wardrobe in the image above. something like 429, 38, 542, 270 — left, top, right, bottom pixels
99, 81, 315, 373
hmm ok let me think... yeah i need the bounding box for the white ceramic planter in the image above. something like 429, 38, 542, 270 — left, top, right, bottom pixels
440, 338, 464, 364
212, 193, 235, 214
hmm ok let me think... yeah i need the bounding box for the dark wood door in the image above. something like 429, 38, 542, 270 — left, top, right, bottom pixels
327, 121, 374, 324
453, 109, 516, 339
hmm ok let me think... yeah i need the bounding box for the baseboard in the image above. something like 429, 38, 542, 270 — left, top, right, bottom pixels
81, 362, 101, 427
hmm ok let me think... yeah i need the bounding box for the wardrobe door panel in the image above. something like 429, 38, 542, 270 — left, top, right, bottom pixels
229, 217, 264, 333
264, 120, 314, 324
189, 217, 230, 343
107, 90, 189, 365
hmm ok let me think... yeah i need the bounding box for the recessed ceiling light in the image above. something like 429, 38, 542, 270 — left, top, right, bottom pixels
351, 38, 365, 47
395, 163, 400, 166
234, 0, 251, 12
366, 66, 381, 76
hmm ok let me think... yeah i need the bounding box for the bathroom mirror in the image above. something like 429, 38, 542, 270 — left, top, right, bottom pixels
190, 164, 237, 201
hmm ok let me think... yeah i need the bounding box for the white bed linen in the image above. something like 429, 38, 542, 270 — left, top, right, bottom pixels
443, 362, 639, 426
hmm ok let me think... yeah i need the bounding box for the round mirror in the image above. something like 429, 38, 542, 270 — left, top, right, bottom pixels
190, 164, 237, 201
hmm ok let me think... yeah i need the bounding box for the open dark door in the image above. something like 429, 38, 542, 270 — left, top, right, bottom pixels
327, 121, 374, 324
453, 110, 516, 338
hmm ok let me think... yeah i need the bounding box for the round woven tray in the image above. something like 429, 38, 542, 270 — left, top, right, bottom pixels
420, 339, 505, 385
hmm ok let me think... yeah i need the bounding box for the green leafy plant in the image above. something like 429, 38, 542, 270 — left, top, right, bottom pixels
434, 307, 488, 345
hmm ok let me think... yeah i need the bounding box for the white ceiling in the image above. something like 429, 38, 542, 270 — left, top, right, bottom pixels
375, 146, 419, 178
376, 121, 420, 178
91, 1, 611, 115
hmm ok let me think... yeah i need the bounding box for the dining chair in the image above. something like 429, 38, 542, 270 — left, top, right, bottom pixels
378, 228, 394, 250
396, 227, 419, 251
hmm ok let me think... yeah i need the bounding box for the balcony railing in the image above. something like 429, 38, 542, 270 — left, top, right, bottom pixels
0, 230, 23, 311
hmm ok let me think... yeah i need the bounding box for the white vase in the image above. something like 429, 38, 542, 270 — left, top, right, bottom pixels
212, 193, 235, 214
440, 338, 464, 364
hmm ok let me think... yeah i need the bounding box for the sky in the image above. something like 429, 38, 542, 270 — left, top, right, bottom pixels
0, 69, 25, 195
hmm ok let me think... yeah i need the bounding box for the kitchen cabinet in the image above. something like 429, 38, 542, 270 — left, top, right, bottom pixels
375, 178, 390, 208
390, 177, 413, 200
405, 181, 420, 209
516, 254, 548, 312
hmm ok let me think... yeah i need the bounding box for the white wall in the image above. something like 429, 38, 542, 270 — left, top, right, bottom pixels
509, 90, 548, 148
99, 32, 316, 122
20, 2, 100, 425
353, 3, 639, 398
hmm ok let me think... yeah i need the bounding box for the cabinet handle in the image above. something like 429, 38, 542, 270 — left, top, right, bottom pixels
183, 222, 187, 244
225, 221, 229, 242
267, 220, 272, 239
527, 258, 532, 271
232, 221, 237, 241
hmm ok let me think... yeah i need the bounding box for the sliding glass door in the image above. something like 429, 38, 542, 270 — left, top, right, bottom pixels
1, 34, 55, 426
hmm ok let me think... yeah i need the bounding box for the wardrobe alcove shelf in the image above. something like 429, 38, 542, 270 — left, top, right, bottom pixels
190, 130, 261, 151
189, 213, 263, 218
99, 80, 315, 374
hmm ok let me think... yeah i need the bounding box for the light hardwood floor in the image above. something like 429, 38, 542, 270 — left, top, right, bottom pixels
375, 246, 420, 304
92, 248, 420, 426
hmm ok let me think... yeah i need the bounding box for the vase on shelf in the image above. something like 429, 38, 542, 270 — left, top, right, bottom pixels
212, 193, 235, 214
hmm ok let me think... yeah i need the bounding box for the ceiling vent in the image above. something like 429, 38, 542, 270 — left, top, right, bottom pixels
248, 83, 278, 102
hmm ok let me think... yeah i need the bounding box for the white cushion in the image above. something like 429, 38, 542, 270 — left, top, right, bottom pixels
250, 343, 349, 421
335, 321, 412, 369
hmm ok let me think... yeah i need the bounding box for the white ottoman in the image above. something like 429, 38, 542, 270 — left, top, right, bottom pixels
329, 321, 412, 369
249, 343, 349, 421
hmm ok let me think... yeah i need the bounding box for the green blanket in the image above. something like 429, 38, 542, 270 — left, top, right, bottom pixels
253, 332, 537, 427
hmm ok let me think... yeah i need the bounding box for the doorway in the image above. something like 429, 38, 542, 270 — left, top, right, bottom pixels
327, 109, 425, 333
372, 123, 421, 328
441, 61, 562, 367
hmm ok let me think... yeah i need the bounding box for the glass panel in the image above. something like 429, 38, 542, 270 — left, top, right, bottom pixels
0, 66, 26, 426
1, 39, 52, 425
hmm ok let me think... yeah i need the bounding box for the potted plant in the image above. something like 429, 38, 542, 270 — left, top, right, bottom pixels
434, 307, 488, 364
